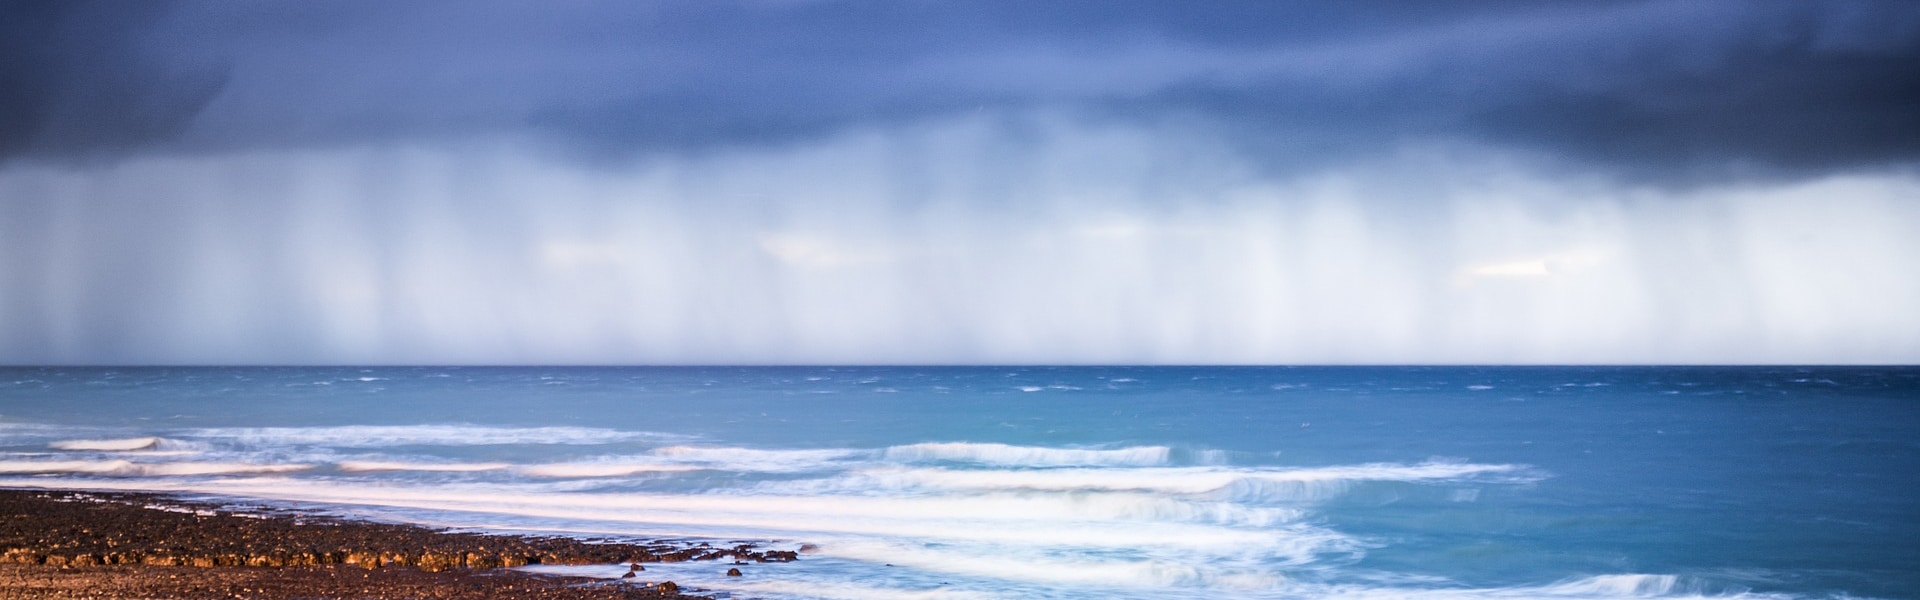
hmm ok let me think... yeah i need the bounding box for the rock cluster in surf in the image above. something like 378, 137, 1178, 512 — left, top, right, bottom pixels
0, 491, 796, 573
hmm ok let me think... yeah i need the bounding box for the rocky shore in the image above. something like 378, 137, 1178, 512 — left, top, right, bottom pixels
0, 488, 795, 599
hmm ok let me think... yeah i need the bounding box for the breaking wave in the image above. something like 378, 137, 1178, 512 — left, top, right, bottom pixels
881, 442, 1172, 466
335, 460, 513, 473
48, 436, 167, 451
0, 459, 310, 477
805, 462, 1529, 497
0, 419, 1804, 600
182, 424, 671, 447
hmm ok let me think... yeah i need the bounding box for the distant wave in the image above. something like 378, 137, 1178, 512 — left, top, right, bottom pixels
49, 436, 165, 451
337, 459, 706, 478
632, 442, 1184, 471
183, 424, 671, 447
514, 462, 703, 478
0, 459, 309, 477
806, 462, 1531, 498
335, 460, 512, 473
648, 445, 865, 471
881, 442, 1172, 467
45, 436, 205, 456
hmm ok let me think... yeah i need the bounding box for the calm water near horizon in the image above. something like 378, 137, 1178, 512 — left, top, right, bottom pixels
1, 366, 1915, 599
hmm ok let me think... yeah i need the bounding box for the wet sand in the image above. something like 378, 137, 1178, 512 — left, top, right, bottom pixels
0, 488, 792, 599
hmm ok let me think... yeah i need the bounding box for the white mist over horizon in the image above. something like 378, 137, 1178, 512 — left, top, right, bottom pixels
3, 115, 1917, 365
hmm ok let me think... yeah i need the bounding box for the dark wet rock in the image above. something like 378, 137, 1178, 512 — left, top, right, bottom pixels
2, 563, 705, 599
0, 489, 804, 574
0, 490, 729, 599
725, 567, 742, 577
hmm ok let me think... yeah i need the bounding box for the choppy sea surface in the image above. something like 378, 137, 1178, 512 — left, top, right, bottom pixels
0, 366, 1914, 599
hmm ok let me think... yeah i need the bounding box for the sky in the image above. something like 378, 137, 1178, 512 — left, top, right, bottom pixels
2, 0, 1918, 365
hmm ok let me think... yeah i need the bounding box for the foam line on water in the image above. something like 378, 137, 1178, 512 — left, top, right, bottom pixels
335, 460, 513, 473
1301, 574, 1799, 599
513, 462, 704, 477
0, 477, 1328, 552
49, 437, 164, 451
46, 436, 207, 456
517, 564, 1008, 600
0, 476, 1804, 599
0, 460, 311, 476
1543, 574, 1680, 596
809, 462, 1529, 496
334, 458, 703, 477
881, 442, 1172, 467
182, 425, 670, 447
648, 446, 866, 471
743, 484, 1307, 527
717, 580, 1001, 600
307, 488, 1296, 550
817, 538, 1297, 590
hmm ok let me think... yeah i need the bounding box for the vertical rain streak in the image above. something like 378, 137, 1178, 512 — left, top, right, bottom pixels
2, 116, 1918, 365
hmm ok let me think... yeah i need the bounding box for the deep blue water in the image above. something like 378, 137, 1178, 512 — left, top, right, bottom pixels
1, 366, 1915, 599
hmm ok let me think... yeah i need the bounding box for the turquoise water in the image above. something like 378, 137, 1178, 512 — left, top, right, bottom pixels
1, 366, 1915, 599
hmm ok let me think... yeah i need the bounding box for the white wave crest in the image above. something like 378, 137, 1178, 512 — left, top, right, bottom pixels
717, 580, 1000, 600
882, 442, 1170, 467
824, 462, 1527, 497
335, 461, 512, 473
747, 478, 1307, 527
49, 437, 164, 451
514, 462, 703, 478
0, 459, 310, 477
0, 477, 1324, 554
1536, 574, 1679, 596
818, 538, 1296, 590
183, 425, 665, 447
1307, 573, 1798, 599
649, 446, 864, 472
1187, 448, 1231, 465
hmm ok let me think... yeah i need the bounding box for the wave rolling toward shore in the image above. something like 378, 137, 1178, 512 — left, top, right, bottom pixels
0, 424, 1776, 600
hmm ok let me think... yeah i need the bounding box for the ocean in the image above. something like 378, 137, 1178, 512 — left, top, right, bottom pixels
0, 366, 1914, 599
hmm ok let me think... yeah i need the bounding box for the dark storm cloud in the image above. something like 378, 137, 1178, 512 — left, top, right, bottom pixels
1115, 1, 1920, 181
0, 0, 228, 160
2, 0, 1916, 178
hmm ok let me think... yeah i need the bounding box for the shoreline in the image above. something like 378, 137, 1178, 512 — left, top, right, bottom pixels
0, 488, 792, 599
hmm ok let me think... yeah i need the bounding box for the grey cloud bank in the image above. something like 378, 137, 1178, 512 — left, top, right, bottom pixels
6, 0, 1919, 178
2, 1, 1917, 364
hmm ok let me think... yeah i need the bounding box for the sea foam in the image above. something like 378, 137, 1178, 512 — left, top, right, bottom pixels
648, 446, 865, 471
514, 462, 703, 478
881, 442, 1171, 466
335, 460, 513, 473
183, 425, 665, 447
812, 462, 1527, 497
49, 437, 165, 451
0, 459, 310, 477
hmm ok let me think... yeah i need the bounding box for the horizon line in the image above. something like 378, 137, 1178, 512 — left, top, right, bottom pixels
4, 363, 1915, 369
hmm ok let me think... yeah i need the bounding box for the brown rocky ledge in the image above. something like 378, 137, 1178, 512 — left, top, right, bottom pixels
0, 488, 796, 599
